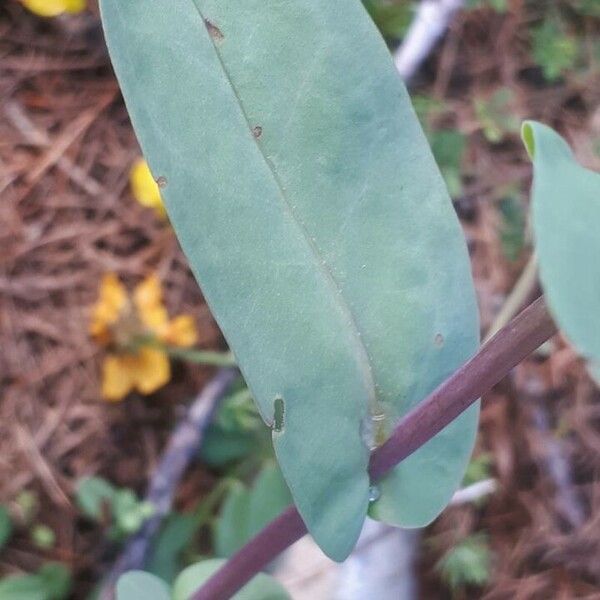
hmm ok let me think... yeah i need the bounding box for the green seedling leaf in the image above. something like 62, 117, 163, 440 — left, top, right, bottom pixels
0, 506, 12, 551
436, 534, 492, 591
531, 20, 578, 82
116, 572, 170, 600
363, 0, 414, 40
215, 463, 291, 557
523, 121, 600, 367
101, 0, 479, 559
429, 130, 466, 198
0, 563, 72, 600
498, 194, 526, 262
146, 513, 197, 583
75, 476, 116, 520
31, 525, 56, 550
173, 560, 290, 600
475, 88, 520, 143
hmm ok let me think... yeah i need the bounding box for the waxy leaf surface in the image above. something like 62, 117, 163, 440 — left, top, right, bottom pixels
524, 122, 600, 369
101, 0, 479, 559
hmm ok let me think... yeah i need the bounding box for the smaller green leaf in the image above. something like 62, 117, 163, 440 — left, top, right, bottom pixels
30, 525, 56, 549
465, 0, 507, 11
112, 490, 154, 535
214, 464, 292, 558
0, 563, 71, 600
531, 20, 578, 81
436, 534, 492, 591
146, 513, 197, 584
474, 88, 520, 143
498, 194, 526, 262
523, 121, 600, 364
116, 572, 170, 600
246, 464, 292, 539
462, 453, 493, 487
0, 506, 12, 551
75, 476, 116, 520
429, 130, 466, 198
214, 483, 251, 558
173, 560, 290, 600
201, 429, 258, 467
363, 0, 414, 40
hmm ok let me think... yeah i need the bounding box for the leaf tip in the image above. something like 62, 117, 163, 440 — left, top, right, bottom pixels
521, 121, 536, 160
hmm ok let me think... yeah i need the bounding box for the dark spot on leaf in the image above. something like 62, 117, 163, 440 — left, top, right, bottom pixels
272, 397, 285, 433
252, 126, 263, 139
204, 19, 224, 42
434, 333, 444, 347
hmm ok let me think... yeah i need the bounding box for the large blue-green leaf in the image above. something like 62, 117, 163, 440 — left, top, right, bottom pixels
173, 560, 289, 600
523, 122, 600, 368
100, 0, 479, 559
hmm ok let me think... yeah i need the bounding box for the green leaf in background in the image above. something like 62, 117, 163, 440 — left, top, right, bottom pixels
0, 564, 72, 600
173, 560, 290, 600
0, 506, 12, 551
474, 88, 520, 144
531, 20, 578, 82
523, 121, 600, 374
429, 130, 467, 198
498, 192, 526, 262
75, 476, 115, 520
363, 0, 414, 40
116, 571, 170, 600
466, 0, 508, 11
215, 464, 292, 558
436, 534, 492, 592
146, 513, 197, 583
101, 0, 479, 559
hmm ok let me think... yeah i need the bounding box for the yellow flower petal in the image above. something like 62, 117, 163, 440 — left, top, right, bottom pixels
64, 0, 85, 13
21, 0, 84, 16
134, 274, 169, 333
102, 354, 134, 402
130, 158, 166, 219
90, 273, 127, 342
162, 315, 198, 348
131, 348, 171, 395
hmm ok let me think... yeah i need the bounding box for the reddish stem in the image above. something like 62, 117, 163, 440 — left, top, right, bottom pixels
193, 297, 557, 600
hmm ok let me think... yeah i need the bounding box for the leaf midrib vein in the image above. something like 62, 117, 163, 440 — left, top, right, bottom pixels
191, 1, 377, 415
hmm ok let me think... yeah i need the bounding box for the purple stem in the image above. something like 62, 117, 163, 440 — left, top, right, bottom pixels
193, 296, 557, 600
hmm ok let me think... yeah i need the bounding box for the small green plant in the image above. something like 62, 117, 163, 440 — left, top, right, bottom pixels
76, 476, 154, 540
531, 20, 578, 82
0, 563, 72, 600
436, 534, 493, 594
363, 0, 414, 40
497, 189, 527, 262
0, 506, 12, 551
474, 88, 520, 143
466, 0, 508, 11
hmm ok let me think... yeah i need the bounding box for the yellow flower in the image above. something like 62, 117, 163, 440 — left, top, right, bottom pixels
90, 273, 198, 402
130, 158, 167, 219
21, 0, 86, 17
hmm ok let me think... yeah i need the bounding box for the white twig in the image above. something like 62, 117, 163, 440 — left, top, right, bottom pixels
450, 478, 497, 506
394, 0, 464, 81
